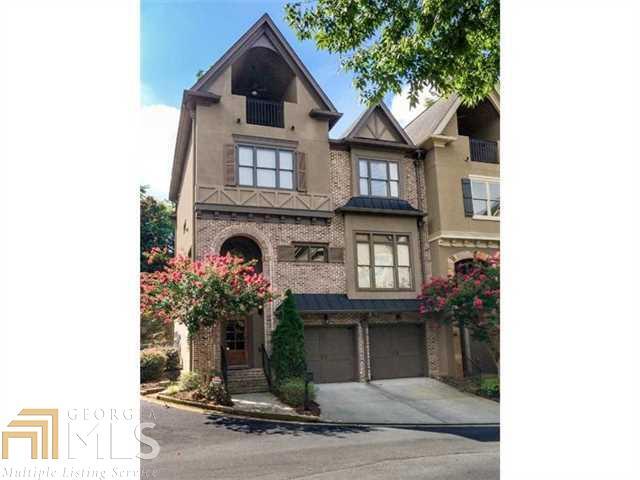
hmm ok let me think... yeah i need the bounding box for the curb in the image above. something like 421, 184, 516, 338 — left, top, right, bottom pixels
153, 394, 321, 423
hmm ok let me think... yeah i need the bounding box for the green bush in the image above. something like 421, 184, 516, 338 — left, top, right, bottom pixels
278, 377, 315, 407
480, 376, 499, 397
179, 371, 202, 391
140, 348, 167, 382
271, 290, 306, 386
164, 347, 180, 377
200, 377, 233, 406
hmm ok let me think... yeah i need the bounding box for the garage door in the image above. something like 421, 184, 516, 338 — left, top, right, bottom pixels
370, 324, 425, 380
304, 327, 357, 383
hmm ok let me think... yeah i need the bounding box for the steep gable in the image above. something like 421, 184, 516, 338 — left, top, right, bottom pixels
191, 14, 337, 115
341, 102, 413, 147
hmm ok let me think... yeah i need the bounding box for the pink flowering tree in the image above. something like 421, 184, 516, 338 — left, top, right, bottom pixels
141, 249, 275, 337
419, 252, 500, 370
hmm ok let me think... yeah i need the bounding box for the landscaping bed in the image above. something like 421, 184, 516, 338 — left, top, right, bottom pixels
439, 375, 500, 402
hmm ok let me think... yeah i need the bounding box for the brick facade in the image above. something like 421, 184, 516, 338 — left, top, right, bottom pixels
187, 146, 447, 381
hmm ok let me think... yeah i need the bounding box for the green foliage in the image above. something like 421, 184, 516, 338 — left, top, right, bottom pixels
164, 347, 180, 379
179, 371, 203, 391
199, 377, 233, 406
140, 186, 174, 273
140, 348, 167, 382
420, 252, 500, 369
163, 383, 182, 395
480, 376, 499, 398
271, 290, 306, 385
140, 313, 170, 349
140, 347, 181, 382
285, 0, 499, 107
278, 377, 316, 407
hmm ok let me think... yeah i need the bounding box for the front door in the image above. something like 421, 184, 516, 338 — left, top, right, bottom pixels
225, 319, 249, 367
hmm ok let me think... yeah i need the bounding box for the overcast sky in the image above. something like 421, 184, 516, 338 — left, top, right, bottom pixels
141, 0, 430, 200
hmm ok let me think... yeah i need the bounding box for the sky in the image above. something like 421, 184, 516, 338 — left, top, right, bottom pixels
140, 0, 431, 199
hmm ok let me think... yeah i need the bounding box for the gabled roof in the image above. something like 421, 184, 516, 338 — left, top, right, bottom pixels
340, 102, 414, 147
405, 88, 500, 147
169, 13, 341, 201
336, 196, 424, 216
192, 13, 337, 114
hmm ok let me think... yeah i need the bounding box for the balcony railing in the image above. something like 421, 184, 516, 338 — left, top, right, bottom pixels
246, 98, 284, 128
469, 138, 499, 164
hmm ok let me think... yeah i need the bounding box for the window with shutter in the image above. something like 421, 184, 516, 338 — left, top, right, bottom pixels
296, 152, 306, 192
224, 144, 236, 186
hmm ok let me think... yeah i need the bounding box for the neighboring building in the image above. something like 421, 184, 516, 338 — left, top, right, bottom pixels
405, 91, 500, 378
169, 14, 499, 392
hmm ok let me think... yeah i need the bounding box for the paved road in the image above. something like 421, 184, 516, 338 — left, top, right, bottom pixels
141, 399, 499, 480
317, 378, 500, 423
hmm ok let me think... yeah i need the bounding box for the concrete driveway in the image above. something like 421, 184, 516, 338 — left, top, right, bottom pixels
316, 377, 499, 424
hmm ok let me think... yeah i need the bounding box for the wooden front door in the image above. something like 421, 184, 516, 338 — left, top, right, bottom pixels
225, 319, 249, 367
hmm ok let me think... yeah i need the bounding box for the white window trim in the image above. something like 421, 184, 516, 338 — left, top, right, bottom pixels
469, 176, 500, 220
357, 158, 400, 198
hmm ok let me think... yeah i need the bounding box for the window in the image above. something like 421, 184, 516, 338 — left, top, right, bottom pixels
356, 233, 412, 290
358, 159, 399, 197
471, 179, 500, 218
237, 145, 294, 189
293, 244, 327, 263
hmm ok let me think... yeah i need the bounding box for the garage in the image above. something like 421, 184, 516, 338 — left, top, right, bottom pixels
304, 327, 357, 383
369, 323, 425, 380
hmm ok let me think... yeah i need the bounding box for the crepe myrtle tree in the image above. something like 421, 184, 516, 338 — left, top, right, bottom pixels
284, 0, 499, 107
140, 250, 275, 338
419, 252, 500, 369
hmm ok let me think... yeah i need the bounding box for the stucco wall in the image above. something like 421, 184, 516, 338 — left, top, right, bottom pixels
195, 68, 332, 198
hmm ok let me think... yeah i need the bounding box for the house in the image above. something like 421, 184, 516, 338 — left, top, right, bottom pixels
169, 13, 499, 392
405, 90, 500, 377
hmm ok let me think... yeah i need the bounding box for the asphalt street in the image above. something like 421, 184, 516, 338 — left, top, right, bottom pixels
141, 399, 499, 480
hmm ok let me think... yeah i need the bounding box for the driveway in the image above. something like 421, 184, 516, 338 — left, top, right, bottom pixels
142, 399, 499, 480
316, 377, 499, 424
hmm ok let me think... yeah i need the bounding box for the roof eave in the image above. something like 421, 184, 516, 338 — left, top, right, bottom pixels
335, 206, 425, 217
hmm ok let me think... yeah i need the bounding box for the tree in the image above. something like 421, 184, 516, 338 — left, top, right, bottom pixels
140, 251, 274, 337
271, 290, 306, 386
140, 186, 174, 272
285, 0, 499, 107
419, 252, 500, 369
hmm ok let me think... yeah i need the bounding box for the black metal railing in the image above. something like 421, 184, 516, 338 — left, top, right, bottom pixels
260, 344, 273, 391
469, 138, 499, 163
220, 344, 228, 386
246, 98, 284, 128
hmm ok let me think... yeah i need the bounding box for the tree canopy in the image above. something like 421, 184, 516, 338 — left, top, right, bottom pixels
285, 0, 499, 107
140, 186, 174, 272
419, 252, 500, 368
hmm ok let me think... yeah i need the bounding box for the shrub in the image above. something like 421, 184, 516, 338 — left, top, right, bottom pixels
271, 290, 306, 386
178, 371, 202, 391
480, 376, 499, 398
164, 347, 180, 372
199, 377, 232, 406
140, 348, 166, 382
278, 377, 315, 407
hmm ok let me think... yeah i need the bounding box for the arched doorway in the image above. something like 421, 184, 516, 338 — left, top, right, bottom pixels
220, 236, 263, 273
219, 236, 264, 368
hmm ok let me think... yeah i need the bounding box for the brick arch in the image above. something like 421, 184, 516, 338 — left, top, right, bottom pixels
447, 250, 491, 276
204, 224, 278, 347
207, 224, 275, 264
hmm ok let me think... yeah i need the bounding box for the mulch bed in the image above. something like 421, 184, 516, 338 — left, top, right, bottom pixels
294, 401, 321, 417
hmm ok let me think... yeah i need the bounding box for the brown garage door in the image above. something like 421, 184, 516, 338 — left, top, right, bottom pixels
370, 324, 425, 380
304, 327, 356, 383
